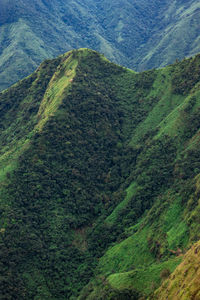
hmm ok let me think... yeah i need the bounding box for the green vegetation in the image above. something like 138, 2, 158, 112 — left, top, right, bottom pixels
108, 257, 181, 294
105, 182, 138, 225
153, 240, 200, 299
1, 49, 200, 299
1, 0, 200, 90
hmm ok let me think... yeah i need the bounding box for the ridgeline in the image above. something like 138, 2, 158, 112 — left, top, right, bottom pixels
0, 0, 200, 91
0, 49, 200, 299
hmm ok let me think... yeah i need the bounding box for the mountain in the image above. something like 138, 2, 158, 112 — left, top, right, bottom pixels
0, 0, 200, 90
1, 48, 200, 299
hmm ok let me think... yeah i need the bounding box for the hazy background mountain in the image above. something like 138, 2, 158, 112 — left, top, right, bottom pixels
0, 0, 200, 90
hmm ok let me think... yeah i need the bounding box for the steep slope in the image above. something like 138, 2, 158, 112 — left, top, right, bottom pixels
138, 0, 200, 70
0, 0, 200, 90
0, 49, 126, 299
1, 49, 200, 299
153, 241, 200, 299
80, 55, 200, 299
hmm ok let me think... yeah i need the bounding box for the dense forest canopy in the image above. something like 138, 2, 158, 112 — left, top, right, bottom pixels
0, 49, 200, 299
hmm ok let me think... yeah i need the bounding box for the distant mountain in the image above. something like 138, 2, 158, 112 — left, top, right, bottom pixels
0, 48, 200, 299
0, 0, 200, 90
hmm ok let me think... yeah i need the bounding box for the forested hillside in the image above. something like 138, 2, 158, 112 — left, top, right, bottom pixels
0, 49, 200, 299
0, 0, 200, 90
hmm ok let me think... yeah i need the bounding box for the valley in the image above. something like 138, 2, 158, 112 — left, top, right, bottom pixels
0, 0, 200, 90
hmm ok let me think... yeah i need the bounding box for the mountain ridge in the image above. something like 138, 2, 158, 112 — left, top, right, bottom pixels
0, 0, 200, 90
0, 49, 200, 299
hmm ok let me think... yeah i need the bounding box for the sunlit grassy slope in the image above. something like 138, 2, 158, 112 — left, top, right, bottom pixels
153, 240, 200, 299
1, 49, 200, 299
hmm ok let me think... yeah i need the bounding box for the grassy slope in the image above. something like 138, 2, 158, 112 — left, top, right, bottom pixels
78, 54, 200, 299
153, 240, 200, 299
0, 54, 63, 179
1, 49, 200, 299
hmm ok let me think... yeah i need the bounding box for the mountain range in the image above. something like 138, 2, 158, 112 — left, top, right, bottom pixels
0, 48, 200, 299
0, 0, 200, 90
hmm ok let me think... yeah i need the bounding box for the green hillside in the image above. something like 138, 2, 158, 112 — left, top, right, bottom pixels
0, 0, 200, 90
153, 240, 200, 299
0, 49, 200, 299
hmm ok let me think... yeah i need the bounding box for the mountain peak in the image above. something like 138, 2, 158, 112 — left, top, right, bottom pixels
1, 51, 200, 299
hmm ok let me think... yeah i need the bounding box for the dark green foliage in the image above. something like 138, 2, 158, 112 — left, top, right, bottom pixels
174, 147, 200, 181
0, 50, 132, 299
85, 287, 140, 300
171, 55, 200, 95
113, 136, 177, 227
1, 50, 200, 299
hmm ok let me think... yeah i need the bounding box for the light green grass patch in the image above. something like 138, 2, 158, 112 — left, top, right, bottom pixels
130, 68, 185, 145
108, 256, 182, 295
106, 181, 138, 225
36, 54, 78, 130
162, 198, 189, 250
98, 226, 154, 275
